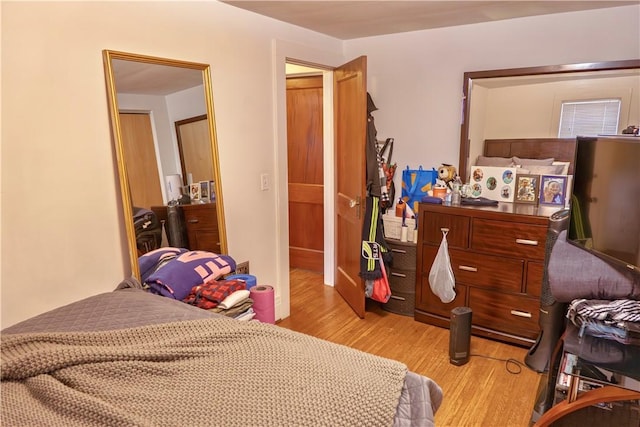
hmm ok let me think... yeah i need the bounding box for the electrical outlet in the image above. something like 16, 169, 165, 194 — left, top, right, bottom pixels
236, 261, 249, 275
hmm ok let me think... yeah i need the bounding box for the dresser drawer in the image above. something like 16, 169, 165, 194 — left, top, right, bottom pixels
387, 240, 417, 271
383, 289, 415, 317
188, 229, 221, 253
388, 268, 416, 293
420, 212, 470, 249
182, 204, 220, 252
468, 288, 539, 339
471, 218, 547, 260
183, 204, 218, 230
417, 276, 466, 317
421, 246, 523, 292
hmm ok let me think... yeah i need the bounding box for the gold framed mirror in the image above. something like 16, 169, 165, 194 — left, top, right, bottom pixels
103, 50, 227, 280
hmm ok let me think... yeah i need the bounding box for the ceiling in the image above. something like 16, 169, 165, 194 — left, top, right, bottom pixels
111, 1, 638, 95
112, 59, 205, 96
221, 1, 637, 40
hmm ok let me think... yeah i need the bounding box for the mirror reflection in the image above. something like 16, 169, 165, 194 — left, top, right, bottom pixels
103, 51, 227, 279
459, 60, 640, 183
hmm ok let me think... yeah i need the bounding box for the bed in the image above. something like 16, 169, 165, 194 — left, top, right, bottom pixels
482, 137, 577, 175
1, 284, 443, 426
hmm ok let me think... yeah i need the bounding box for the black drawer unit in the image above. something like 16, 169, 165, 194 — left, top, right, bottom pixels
383, 239, 417, 316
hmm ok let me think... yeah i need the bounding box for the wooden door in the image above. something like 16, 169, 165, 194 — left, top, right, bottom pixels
176, 115, 214, 185
119, 113, 163, 209
287, 76, 324, 273
334, 57, 368, 318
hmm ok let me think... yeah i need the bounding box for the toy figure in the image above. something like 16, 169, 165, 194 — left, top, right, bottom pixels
437, 164, 462, 191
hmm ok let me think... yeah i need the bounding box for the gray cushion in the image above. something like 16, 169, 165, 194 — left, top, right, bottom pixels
513, 156, 555, 166
474, 155, 513, 167
549, 231, 640, 302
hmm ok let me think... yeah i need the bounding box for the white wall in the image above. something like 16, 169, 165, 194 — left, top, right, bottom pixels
482, 75, 639, 139
2, 2, 639, 327
344, 5, 640, 192
0, 1, 342, 327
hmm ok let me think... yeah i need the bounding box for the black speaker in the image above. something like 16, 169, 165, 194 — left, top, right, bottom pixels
166, 205, 189, 249
449, 307, 472, 366
525, 209, 570, 373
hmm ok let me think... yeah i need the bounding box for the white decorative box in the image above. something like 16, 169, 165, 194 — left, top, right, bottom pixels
469, 166, 516, 202
382, 213, 416, 240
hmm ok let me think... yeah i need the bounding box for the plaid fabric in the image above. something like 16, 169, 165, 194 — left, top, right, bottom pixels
183, 279, 246, 309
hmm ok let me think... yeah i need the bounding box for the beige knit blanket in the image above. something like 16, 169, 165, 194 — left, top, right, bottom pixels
2, 318, 407, 426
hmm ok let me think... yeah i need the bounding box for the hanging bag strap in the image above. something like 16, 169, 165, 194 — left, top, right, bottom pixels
379, 137, 394, 164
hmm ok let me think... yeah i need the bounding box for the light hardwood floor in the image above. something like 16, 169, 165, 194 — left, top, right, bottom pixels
277, 269, 543, 427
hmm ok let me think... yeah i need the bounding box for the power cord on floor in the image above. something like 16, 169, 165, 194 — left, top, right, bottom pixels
470, 353, 526, 374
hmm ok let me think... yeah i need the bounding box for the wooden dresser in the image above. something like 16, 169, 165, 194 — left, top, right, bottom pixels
152, 203, 220, 253
415, 202, 553, 347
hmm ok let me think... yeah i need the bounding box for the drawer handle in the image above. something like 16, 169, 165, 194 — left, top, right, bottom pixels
188, 219, 199, 223
515, 238, 538, 246
390, 295, 406, 301
510, 310, 532, 318
458, 265, 478, 272
391, 248, 407, 254
391, 272, 406, 278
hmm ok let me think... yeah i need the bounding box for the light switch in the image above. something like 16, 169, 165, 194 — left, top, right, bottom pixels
260, 173, 269, 191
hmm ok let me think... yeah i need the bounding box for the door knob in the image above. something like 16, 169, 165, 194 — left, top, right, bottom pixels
348, 196, 361, 218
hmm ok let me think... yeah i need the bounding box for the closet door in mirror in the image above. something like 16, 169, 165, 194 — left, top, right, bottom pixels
120, 113, 164, 209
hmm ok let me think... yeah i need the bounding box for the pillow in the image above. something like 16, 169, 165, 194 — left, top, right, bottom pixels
552, 161, 571, 175
146, 251, 237, 300
512, 156, 555, 166
475, 155, 514, 167
516, 164, 565, 175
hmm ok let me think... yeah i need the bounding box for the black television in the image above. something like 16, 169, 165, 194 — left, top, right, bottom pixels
567, 135, 640, 273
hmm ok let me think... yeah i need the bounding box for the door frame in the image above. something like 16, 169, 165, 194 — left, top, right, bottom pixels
274, 40, 345, 320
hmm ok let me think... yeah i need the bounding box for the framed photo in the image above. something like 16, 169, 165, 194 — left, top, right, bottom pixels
515, 174, 539, 204
209, 180, 216, 201
539, 175, 568, 206
189, 183, 201, 201
199, 181, 210, 201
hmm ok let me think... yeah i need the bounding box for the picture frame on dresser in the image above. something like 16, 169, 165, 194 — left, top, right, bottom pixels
539, 175, 568, 206
515, 174, 540, 205
199, 181, 210, 201
190, 183, 201, 202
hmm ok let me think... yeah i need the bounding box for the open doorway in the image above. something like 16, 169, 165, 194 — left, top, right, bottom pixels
286, 63, 325, 274
275, 41, 367, 321
283, 56, 369, 319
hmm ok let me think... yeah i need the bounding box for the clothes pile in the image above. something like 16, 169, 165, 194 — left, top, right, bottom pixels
184, 278, 256, 321
137, 247, 255, 320
566, 298, 640, 345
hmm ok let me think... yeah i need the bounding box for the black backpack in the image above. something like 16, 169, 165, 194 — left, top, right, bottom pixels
133, 207, 162, 255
